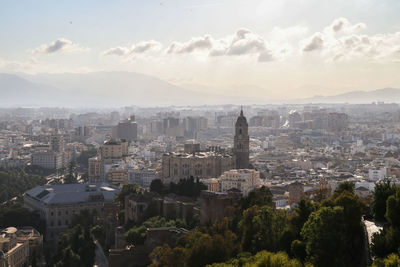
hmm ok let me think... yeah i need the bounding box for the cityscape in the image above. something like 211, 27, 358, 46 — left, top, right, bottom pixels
1, 1, 400, 267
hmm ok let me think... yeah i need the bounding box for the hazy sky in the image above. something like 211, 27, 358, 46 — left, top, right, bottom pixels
1, 0, 400, 98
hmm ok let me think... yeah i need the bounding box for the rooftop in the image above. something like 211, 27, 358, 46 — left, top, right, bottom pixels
25, 182, 120, 205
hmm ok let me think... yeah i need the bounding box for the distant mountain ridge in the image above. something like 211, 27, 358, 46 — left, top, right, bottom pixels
302, 87, 400, 104
0, 72, 399, 106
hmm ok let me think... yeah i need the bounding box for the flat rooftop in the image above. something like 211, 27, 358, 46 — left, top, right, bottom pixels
25, 183, 120, 205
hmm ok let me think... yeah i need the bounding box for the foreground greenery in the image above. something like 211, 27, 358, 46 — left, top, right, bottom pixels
0, 169, 46, 203
125, 216, 189, 245
150, 182, 366, 267
371, 182, 400, 264
51, 224, 96, 267
48, 210, 98, 267
0, 199, 45, 233
150, 177, 207, 198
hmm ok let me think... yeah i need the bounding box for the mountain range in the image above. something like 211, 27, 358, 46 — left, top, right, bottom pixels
0, 72, 399, 107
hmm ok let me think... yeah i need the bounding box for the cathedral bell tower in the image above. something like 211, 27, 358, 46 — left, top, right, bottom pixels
233, 108, 249, 169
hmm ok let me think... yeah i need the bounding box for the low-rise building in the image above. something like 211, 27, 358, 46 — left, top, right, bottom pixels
219, 169, 261, 196
24, 183, 120, 245
0, 227, 30, 267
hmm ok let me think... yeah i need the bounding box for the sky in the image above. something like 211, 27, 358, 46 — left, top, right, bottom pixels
1, 0, 400, 99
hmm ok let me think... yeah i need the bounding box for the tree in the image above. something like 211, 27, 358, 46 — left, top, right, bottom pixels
291, 240, 307, 263
290, 198, 317, 235
239, 205, 287, 253
52, 225, 95, 267
64, 161, 77, 184
76, 148, 98, 168
237, 186, 273, 212
149, 244, 186, 267
372, 180, 396, 222
301, 206, 356, 267
0, 202, 45, 234
334, 181, 355, 196
184, 231, 238, 267
115, 183, 141, 208
209, 250, 303, 267
372, 187, 400, 259
54, 247, 82, 267
373, 253, 400, 267
125, 216, 188, 245
385, 187, 400, 227
150, 179, 165, 194
0, 170, 46, 203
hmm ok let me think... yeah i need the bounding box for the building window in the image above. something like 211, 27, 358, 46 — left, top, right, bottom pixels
182, 164, 189, 175
58, 211, 61, 216
58, 220, 61, 226
51, 212, 54, 216
195, 164, 202, 176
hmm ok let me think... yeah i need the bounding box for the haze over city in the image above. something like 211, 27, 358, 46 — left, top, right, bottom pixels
2, 2, 400, 267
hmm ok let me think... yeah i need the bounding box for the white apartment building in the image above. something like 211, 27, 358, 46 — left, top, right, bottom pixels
369, 167, 387, 181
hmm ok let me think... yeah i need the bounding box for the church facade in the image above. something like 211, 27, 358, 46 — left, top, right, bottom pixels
161, 109, 250, 182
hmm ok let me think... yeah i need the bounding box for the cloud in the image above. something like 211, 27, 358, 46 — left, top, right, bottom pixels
102, 46, 130, 56
102, 40, 161, 57
167, 35, 213, 53
34, 38, 87, 54
226, 28, 266, 55
258, 50, 274, 62
166, 28, 276, 62
302, 33, 324, 52
323, 17, 366, 36
0, 57, 39, 73
300, 17, 400, 62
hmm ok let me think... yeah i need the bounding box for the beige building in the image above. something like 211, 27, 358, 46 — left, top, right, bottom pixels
201, 178, 220, 192
107, 169, 128, 187
219, 169, 261, 196
161, 151, 234, 183
0, 227, 29, 267
101, 140, 128, 161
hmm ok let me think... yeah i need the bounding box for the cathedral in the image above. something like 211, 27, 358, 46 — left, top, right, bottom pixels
233, 108, 250, 169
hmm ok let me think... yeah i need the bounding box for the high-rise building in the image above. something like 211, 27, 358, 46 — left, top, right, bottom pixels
233, 109, 249, 169
112, 116, 137, 142
50, 133, 64, 153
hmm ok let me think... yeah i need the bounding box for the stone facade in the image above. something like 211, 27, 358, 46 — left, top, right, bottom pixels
200, 189, 242, 224
161, 151, 234, 183
233, 109, 250, 169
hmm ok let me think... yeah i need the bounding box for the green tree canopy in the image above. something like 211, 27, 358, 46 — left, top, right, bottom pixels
371, 180, 396, 222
